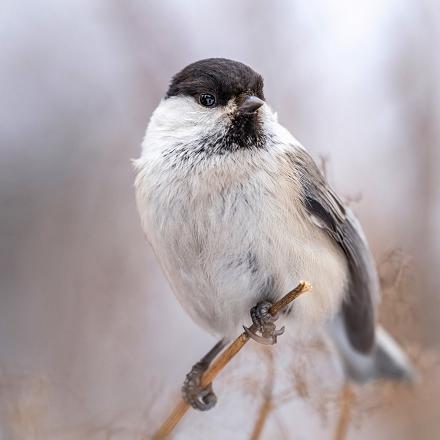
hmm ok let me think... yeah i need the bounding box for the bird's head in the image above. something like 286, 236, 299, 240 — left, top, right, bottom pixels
148, 58, 272, 156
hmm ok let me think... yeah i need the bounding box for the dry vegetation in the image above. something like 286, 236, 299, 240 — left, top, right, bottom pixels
0, 248, 438, 439
1, 1, 439, 439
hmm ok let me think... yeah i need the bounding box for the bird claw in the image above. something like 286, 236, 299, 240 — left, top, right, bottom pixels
182, 361, 217, 411
243, 324, 285, 345
244, 300, 285, 345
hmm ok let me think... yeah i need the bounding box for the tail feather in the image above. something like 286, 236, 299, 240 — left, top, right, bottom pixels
329, 316, 416, 384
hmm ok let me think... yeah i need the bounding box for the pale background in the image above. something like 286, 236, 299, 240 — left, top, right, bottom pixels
1, 1, 440, 439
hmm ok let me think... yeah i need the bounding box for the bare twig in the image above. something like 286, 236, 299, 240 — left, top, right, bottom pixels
151, 281, 311, 440
249, 348, 275, 440
333, 384, 356, 440
318, 154, 330, 178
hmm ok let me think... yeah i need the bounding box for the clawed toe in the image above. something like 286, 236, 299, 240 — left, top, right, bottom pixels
243, 324, 285, 345
244, 300, 285, 345
182, 361, 217, 411
250, 301, 275, 327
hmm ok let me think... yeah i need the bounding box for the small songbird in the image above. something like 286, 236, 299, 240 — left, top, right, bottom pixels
134, 58, 414, 410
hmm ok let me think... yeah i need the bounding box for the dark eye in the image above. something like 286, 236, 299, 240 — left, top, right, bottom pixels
199, 93, 216, 107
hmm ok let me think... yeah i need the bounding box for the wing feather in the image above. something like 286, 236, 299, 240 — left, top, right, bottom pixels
287, 147, 378, 353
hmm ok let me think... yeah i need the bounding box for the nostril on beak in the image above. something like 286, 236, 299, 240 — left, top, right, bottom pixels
238, 96, 264, 114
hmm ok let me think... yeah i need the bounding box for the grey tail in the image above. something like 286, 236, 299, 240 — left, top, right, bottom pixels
329, 316, 416, 384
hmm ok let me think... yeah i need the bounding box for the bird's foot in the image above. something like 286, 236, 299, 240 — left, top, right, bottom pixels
243, 300, 285, 345
182, 360, 217, 411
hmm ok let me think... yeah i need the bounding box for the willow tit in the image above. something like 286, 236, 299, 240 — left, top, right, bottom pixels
134, 58, 414, 410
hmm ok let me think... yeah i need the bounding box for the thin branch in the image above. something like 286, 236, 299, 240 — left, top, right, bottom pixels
274, 390, 296, 407
250, 348, 275, 440
318, 154, 330, 178
333, 384, 356, 440
151, 281, 312, 440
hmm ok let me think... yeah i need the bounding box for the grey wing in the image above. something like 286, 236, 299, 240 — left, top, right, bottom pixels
288, 147, 379, 354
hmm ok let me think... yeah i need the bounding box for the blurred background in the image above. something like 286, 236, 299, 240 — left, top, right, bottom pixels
1, 1, 439, 439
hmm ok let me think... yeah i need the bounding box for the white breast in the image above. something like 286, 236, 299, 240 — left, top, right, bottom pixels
134, 101, 348, 340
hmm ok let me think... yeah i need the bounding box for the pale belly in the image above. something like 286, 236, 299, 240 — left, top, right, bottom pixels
141, 177, 348, 340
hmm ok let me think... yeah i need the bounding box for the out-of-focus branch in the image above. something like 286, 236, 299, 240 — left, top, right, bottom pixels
250, 348, 275, 440
151, 281, 312, 440
334, 384, 356, 440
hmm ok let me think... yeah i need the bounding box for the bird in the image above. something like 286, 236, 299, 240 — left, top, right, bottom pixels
134, 58, 414, 411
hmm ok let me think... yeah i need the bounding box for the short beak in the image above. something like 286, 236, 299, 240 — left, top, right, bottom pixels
238, 96, 264, 115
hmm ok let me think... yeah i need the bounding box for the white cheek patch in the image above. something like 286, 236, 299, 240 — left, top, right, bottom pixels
143, 96, 236, 153
156, 97, 230, 130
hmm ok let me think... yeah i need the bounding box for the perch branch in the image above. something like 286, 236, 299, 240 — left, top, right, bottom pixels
151, 281, 311, 440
